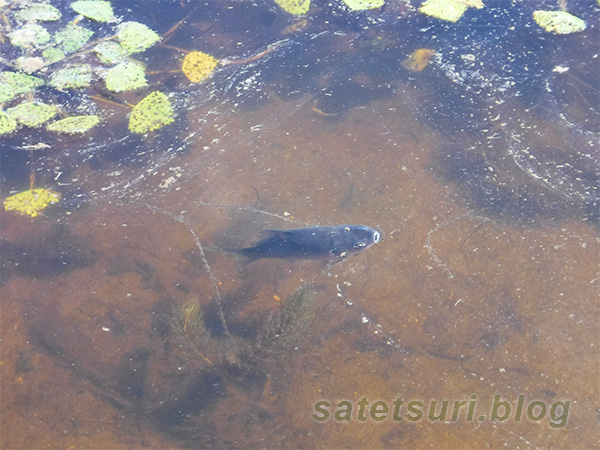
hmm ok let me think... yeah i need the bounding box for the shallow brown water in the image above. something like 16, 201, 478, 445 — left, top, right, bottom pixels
1, 1, 599, 449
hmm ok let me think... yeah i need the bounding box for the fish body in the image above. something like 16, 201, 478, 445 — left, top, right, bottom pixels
223, 225, 381, 261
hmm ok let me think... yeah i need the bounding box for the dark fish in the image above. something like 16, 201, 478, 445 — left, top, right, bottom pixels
223, 225, 381, 261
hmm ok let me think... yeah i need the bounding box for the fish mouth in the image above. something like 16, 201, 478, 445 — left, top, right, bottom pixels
373, 230, 382, 244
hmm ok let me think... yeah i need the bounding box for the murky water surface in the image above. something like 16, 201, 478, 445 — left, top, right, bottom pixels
1, 1, 598, 448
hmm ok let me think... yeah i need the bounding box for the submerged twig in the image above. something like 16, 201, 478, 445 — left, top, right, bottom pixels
145, 204, 231, 337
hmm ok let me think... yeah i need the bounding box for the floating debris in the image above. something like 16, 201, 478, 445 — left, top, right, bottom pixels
401, 48, 436, 72
105, 61, 148, 92
533, 10, 587, 35
46, 115, 101, 134
274, 0, 311, 15
3, 188, 61, 218
15, 56, 46, 73
71, 0, 116, 23
182, 51, 219, 83
129, 91, 174, 134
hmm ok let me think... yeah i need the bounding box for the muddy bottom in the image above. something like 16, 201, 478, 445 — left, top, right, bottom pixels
2, 82, 598, 448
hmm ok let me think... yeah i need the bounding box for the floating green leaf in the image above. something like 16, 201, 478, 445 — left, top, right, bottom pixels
342, 0, 385, 10
0, 111, 18, 135
47, 115, 100, 133
105, 61, 148, 92
419, 0, 469, 22
117, 22, 160, 54
42, 47, 66, 64
3, 188, 61, 218
0, 72, 45, 102
274, 0, 310, 14
71, 1, 116, 22
15, 3, 62, 22
533, 10, 587, 34
54, 24, 94, 54
9, 23, 51, 47
129, 91, 174, 134
94, 41, 126, 65
7, 101, 58, 127
49, 65, 93, 89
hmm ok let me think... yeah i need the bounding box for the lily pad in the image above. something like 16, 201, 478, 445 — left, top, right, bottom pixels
105, 61, 148, 92
0, 111, 18, 135
274, 0, 310, 15
15, 3, 62, 22
182, 51, 219, 83
42, 47, 66, 64
129, 91, 174, 134
533, 10, 587, 35
54, 24, 94, 54
71, 1, 116, 22
47, 115, 101, 133
94, 41, 127, 65
3, 188, 61, 218
117, 22, 160, 54
342, 0, 385, 10
49, 65, 93, 89
7, 101, 58, 127
9, 23, 51, 47
0, 72, 44, 102
419, 0, 469, 22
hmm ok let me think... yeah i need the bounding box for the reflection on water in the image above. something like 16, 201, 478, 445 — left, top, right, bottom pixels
1, 0, 598, 448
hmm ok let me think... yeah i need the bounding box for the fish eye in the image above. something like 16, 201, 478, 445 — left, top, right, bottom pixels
354, 242, 367, 249
373, 231, 381, 243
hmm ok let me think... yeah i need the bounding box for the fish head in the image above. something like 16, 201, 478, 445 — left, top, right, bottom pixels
335, 225, 381, 256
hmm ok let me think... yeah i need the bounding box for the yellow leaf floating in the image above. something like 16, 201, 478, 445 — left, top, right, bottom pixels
274, 0, 310, 15
182, 51, 219, 83
401, 48, 435, 72
129, 91, 174, 134
4, 188, 61, 217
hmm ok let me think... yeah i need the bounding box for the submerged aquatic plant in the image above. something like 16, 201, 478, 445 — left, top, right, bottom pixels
171, 283, 318, 368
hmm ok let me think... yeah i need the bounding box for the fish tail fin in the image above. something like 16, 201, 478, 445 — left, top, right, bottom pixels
218, 247, 258, 263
